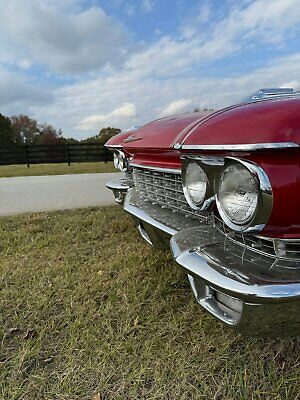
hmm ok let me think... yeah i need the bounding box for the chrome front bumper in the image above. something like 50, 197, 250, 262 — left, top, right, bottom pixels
170, 227, 300, 336
106, 180, 300, 336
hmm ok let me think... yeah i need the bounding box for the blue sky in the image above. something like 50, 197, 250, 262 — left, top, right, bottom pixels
1, 0, 300, 138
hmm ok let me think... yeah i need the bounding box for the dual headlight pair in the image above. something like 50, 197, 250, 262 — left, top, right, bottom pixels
113, 151, 128, 172
183, 157, 273, 233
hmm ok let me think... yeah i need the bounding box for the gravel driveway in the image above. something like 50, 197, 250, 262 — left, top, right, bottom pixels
0, 172, 121, 216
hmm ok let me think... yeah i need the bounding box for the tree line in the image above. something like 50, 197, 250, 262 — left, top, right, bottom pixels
0, 113, 121, 146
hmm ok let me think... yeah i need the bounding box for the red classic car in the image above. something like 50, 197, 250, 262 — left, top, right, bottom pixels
105, 89, 300, 337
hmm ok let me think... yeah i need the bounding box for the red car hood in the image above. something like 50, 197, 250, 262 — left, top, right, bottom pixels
105, 111, 211, 152
106, 98, 300, 153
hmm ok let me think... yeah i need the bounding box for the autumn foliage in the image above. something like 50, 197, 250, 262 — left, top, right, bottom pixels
0, 113, 120, 146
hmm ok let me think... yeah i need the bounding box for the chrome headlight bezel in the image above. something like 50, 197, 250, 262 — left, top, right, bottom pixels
181, 157, 211, 210
216, 157, 273, 233
113, 150, 128, 172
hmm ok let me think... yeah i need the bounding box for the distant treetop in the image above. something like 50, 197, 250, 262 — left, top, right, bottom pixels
82, 127, 121, 145
0, 112, 121, 146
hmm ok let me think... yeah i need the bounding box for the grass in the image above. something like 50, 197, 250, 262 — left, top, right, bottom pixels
0, 162, 116, 178
1, 206, 300, 399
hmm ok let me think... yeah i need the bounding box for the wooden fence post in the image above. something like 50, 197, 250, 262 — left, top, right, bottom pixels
66, 144, 71, 166
104, 146, 108, 164
25, 146, 30, 168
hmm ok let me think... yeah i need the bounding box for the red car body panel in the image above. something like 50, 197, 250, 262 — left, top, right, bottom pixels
106, 98, 300, 238
131, 152, 182, 170
241, 152, 300, 238
107, 98, 300, 151
106, 111, 211, 151
182, 98, 300, 147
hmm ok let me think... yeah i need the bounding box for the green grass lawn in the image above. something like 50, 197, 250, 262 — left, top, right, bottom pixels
0, 162, 116, 178
1, 207, 300, 399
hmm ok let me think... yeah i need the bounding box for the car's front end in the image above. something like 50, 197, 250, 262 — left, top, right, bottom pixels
105, 98, 300, 337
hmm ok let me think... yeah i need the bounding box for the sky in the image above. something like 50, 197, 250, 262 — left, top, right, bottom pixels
1, 0, 300, 139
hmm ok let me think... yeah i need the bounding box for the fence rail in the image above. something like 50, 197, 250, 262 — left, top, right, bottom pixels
0, 143, 112, 167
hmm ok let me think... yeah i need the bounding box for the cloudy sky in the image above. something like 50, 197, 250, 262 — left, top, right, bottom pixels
1, 0, 300, 139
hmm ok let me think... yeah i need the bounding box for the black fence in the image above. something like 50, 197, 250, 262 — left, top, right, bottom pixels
0, 143, 112, 167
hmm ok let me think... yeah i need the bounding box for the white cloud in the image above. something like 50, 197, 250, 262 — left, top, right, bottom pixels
17, 59, 32, 70
31, 52, 300, 139
77, 103, 137, 131
142, 0, 155, 13
2, 0, 300, 139
198, 0, 300, 52
124, 4, 135, 17
0, 68, 52, 113
180, 1, 211, 39
280, 80, 300, 90
0, 0, 129, 74
160, 99, 193, 117
125, 0, 300, 79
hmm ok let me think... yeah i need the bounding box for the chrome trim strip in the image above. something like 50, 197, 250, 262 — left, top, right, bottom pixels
245, 89, 300, 103
182, 155, 225, 165
255, 234, 300, 244
137, 223, 153, 246
124, 189, 177, 236
180, 142, 299, 151
130, 163, 181, 174
123, 135, 142, 143
104, 144, 123, 149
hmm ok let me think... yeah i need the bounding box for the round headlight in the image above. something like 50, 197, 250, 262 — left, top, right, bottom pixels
183, 161, 208, 209
113, 151, 126, 171
113, 153, 120, 170
217, 163, 258, 227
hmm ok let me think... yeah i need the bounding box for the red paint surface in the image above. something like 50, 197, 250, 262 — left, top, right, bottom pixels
131, 152, 181, 170
106, 111, 211, 151
183, 98, 300, 147
238, 152, 300, 238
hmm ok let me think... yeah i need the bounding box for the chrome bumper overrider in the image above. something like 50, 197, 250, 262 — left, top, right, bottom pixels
171, 227, 300, 336
106, 177, 130, 204
107, 184, 300, 336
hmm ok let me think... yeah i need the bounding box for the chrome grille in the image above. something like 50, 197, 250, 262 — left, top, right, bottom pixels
211, 214, 300, 261
131, 166, 300, 261
132, 166, 203, 218
211, 214, 276, 257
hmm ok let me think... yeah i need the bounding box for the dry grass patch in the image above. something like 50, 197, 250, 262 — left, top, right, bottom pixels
0, 162, 116, 178
0, 207, 300, 399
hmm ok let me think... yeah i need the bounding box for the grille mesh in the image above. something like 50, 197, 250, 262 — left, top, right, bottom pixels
132, 166, 200, 217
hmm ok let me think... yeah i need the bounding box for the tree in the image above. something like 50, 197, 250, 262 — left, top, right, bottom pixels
36, 124, 64, 145
10, 115, 40, 144
10, 115, 66, 145
99, 127, 121, 137
82, 127, 121, 144
63, 137, 79, 144
0, 114, 14, 145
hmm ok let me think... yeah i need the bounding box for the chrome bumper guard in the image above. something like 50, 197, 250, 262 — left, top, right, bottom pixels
116, 187, 300, 336
170, 227, 300, 336
106, 177, 130, 204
